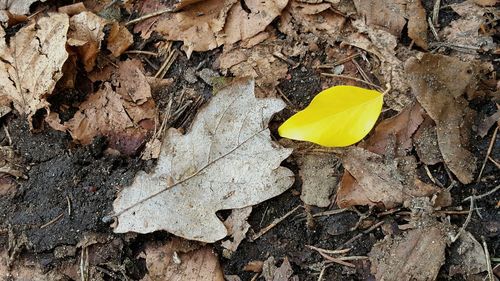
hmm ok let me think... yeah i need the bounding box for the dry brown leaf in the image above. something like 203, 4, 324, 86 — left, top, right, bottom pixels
405, 53, 477, 184
141, 240, 224, 281
0, 0, 46, 23
279, 0, 345, 45
132, 0, 169, 40
219, 38, 289, 97
68, 11, 108, 71
58, 2, 87, 15
363, 102, 426, 156
352, 0, 406, 37
49, 60, 157, 155
107, 22, 134, 57
477, 110, 500, 137
297, 153, 339, 207
262, 256, 298, 281
0, 249, 66, 281
0, 13, 69, 123
0, 146, 24, 178
113, 78, 294, 242
221, 206, 252, 258
406, 0, 428, 49
473, 0, 497, 6
244, 260, 264, 273
448, 231, 488, 278
369, 225, 449, 281
413, 116, 443, 165
337, 147, 441, 209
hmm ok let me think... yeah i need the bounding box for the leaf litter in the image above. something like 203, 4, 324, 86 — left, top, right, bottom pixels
0, 0, 498, 280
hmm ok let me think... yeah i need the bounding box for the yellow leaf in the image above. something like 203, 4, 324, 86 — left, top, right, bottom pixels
278, 85, 383, 147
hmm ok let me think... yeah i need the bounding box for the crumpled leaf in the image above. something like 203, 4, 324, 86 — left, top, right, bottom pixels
278, 85, 383, 147
262, 257, 298, 281
0, 13, 69, 123
369, 224, 449, 281
405, 53, 477, 184
113, 78, 294, 242
448, 231, 488, 278
336, 147, 441, 209
68, 11, 108, 71
221, 206, 252, 258
107, 22, 133, 57
141, 239, 224, 281
298, 153, 339, 207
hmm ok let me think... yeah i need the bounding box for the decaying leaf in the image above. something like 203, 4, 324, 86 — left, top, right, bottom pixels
477, 109, 500, 138
0, 146, 24, 178
221, 206, 252, 258
48, 60, 157, 155
0, 13, 69, 123
352, 0, 406, 37
406, 0, 428, 49
362, 102, 425, 156
413, 116, 443, 165
262, 256, 298, 281
0, 249, 65, 281
369, 224, 449, 281
0, 0, 46, 23
219, 38, 289, 97
405, 53, 477, 184
68, 11, 108, 71
337, 147, 441, 209
107, 22, 134, 57
297, 153, 339, 207
448, 231, 488, 278
141, 240, 224, 281
113, 78, 294, 242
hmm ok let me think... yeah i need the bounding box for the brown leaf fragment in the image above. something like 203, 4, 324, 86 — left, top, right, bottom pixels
0, 0, 46, 16
298, 153, 339, 207
141, 240, 224, 281
407, 0, 428, 49
262, 257, 298, 281
244, 260, 264, 273
352, 0, 406, 37
58, 2, 87, 16
132, 0, 168, 39
363, 102, 425, 156
221, 206, 252, 258
448, 231, 488, 278
369, 225, 448, 281
473, 0, 497, 6
337, 147, 441, 209
0, 249, 66, 281
107, 22, 133, 57
0, 13, 69, 124
0, 146, 24, 178
68, 11, 108, 71
413, 116, 443, 165
405, 53, 478, 183
477, 110, 500, 138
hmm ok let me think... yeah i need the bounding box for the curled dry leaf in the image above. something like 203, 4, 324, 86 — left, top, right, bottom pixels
68, 11, 108, 71
298, 153, 339, 207
113, 78, 294, 242
369, 224, 449, 281
219, 38, 289, 97
405, 53, 477, 184
336, 147, 441, 209
141, 240, 224, 281
0, 13, 69, 124
107, 22, 134, 57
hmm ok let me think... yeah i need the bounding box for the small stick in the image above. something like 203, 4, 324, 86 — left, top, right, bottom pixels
66, 195, 72, 216
477, 126, 498, 183
338, 256, 368, 261
432, 0, 441, 26
273, 52, 299, 68
250, 273, 260, 281
317, 265, 329, 281
321, 73, 383, 91
451, 197, 474, 243
316, 251, 355, 267
3, 125, 12, 146
463, 184, 500, 202
276, 87, 297, 112
314, 53, 360, 69
40, 213, 64, 229
482, 238, 494, 281
251, 205, 302, 241
306, 245, 351, 255
339, 220, 384, 249
126, 8, 174, 26
155, 48, 178, 78
424, 165, 444, 187
351, 58, 373, 84
124, 50, 159, 56
488, 156, 500, 168
312, 208, 348, 218
428, 17, 440, 41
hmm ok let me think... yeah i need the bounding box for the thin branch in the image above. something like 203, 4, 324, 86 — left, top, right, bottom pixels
477, 126, 498, 182
482, 237, 494, 281
251, 205, 302, 241
451, 197, 474, 243
462, 184, 500, 202
126, 8, 174, 26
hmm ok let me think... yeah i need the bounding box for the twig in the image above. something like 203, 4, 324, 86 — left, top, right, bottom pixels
66, 195, 72, 216
80, 247, 89, 281
155, 48, 178, 78
315, 53, 360, 69
312, 208, 348, 218
451, 197, 474, 243
314, 251, 355, 267
339, 220, 384, 249
40, 213, 64, 229
482, 237, 494, 281
463, 184, 500, 202
124, 50, 159, 56
424, 165, 444, 187
351, 58, 373, 84
306, 245, 351, 255
251, 205, 302, 241
273, 51, 299, 68
488, 156, 500, 169
106, 128, 276, 221
250, 273, 260, 281
276, 87, 297, 112
3, 125, 12, 146
317, 264, 330, 281
428, 17, 440, 41
432, 0, 441, 26
477, 126, 498, 183
320, 73, 384, 91
338, 256, 368, 261
126, 8, 174, 26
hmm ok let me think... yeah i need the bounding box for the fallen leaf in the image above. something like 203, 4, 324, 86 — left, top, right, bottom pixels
413, 116, 443, 165
58, 2, 87, 15
0, 249, 65, 281
0, 0, 46, 23
448, 231, 488, 278
132, 0, 169, 40
336, 147, 441, 209
262, 256, 298, 281
405, 53, 477, 184
0, 13, 69, 123
141, 240, 224, 281
369, 224, 449, 281
477, 109, 500, 138
297, 153, 339, 207
352, 0, 406, 37
113, 78, 294, 242
0, 146, 24, 178
68, 11, 108, 71
244, 260, 264, 273
406, 0, 428, 49
0, 174, 16, 196
278, 85, 383, 147
363, 102, 425, 156
221, 206, 252, 258
219, 38, 289, 97
49, 60, 157, 155
473, 0, 497, 6
107, 22, 134, 57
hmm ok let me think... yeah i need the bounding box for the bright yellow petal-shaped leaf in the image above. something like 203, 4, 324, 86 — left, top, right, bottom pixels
278, 85, 383, 147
